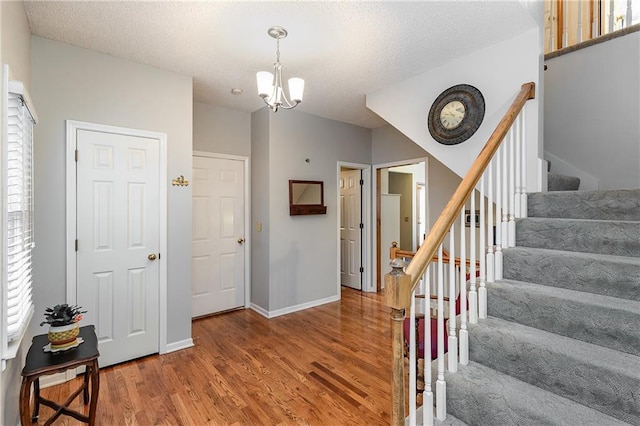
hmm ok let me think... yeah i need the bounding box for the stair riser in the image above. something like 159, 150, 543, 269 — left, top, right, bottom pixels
527, 189, 640, 221
487, 284, 640, 357
468, 326, 640, 424
516, 219, 640, 257
503, 249, 640, 301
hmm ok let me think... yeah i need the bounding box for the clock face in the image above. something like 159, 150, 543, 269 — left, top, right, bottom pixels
439, 101, 465, 130
427, 84, 485, 145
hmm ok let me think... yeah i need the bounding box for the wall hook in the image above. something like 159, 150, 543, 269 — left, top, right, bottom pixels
172, 175, 189, 187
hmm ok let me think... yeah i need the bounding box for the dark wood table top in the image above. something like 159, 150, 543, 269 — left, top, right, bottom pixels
22, 325, 99, 377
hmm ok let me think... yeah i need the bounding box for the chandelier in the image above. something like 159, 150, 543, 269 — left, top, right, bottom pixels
256, 26, 305, 112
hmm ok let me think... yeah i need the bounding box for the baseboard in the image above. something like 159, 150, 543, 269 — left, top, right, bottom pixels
39, 371, 75, 389
250, 294, 340, 319
163, 338, 194, 354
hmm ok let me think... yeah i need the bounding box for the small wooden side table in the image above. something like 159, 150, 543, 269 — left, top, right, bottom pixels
20, 325, 100, 425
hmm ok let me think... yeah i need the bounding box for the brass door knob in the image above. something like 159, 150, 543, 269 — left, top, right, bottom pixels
148, 253, 157, 261
237, 238, 245, 244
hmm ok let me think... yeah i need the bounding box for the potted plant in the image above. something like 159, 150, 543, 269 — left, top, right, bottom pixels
40, 304, 86, 350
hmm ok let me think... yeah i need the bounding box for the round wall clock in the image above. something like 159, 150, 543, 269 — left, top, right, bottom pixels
427, 84, 485, 145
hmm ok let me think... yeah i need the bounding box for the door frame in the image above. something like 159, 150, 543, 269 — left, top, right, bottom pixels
193, 151, 251, 309
336, 162, 372, 293
65, 120, 169, 356
373, 157, 429, 292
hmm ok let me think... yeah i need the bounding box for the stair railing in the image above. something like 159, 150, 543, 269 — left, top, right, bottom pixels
384, 82, 536, 426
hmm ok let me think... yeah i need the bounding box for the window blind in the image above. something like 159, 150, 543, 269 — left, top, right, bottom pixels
4, 87, 35, 342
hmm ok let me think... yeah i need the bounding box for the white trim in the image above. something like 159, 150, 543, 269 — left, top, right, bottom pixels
372, 157, 429, 293
164, 338, 194, 353
65, 120, 169, 358
336, 162, 372, 293
192, 151, 251, 310
250, 295, 340, 319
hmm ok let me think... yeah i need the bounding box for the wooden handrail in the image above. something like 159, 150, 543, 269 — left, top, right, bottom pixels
404, 82, 535, 293
389, 242, 479, 269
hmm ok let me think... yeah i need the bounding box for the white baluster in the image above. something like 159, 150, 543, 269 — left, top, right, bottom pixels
577, 1, 583, 43
436, 245, 446, 421
409, 293, 416, 426
459, 210, 468, 365
501, 142, 509, 249
515, 116, 522, 219
592, 1, 600, 38
508, 128, 516, 248
448, 227, 458, 372
609, 0, 615, 33
423, 266, 433, 426
495, 146, 503, 280
487, 160, 495, 283
469, 194, 478, 325
520, 112, 528, 218
627, 0, 633, 30
562, 0, 569, 48
479, 174, 487, 319
548, 3, 555, 52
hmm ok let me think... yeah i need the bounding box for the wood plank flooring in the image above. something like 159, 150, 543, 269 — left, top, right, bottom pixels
36, 288, 392, 425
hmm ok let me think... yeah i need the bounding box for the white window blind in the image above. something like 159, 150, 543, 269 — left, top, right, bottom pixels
2, 72, 36, 362
5, 90, 34, 341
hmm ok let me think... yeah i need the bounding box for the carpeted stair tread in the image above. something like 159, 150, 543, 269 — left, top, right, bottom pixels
548, 172, 580, 191
468, 317, 640, 424
527, 189, 640, 220
516, 217, 640, 257
488, 279, 640, 356
441, 360, 628, 426
503, 247, 640, 301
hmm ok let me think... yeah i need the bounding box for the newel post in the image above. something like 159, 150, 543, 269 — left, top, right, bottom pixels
384, 258, 412, 426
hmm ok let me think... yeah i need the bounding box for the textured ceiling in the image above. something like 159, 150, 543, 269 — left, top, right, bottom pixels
24, 1, 536, 129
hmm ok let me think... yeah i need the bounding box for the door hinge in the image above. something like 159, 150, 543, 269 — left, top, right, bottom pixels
75, 239, 78, 251
359, 223, 364, 229
359, 266, 364, 273
359, 179, 364, 186
75, 149, 78, 162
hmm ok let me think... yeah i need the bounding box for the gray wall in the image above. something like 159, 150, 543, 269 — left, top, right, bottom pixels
193, 101, 251, 156
252, 108, 371, 314
544, 31, 640, 189
30, 37, 193, 348
250, 108, 270, 310
1, 2, 33, 424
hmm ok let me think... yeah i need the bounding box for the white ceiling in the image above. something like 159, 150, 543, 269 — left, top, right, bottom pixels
24, 1, 536, 129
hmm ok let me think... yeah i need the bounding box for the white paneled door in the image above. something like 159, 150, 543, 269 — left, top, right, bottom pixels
340, 169, 362, 290
192, 156, 245, 317
76, 129, 160, 367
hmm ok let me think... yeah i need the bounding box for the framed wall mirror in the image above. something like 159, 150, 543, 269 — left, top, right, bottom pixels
289, 180, 327, 215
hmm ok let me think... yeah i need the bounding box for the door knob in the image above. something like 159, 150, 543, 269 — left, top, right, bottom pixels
237, 238, 245, 244
148, 253, 157, 261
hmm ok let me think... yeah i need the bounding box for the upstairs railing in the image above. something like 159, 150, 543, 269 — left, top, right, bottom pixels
545, 0, 639, 53
384, 82, 536, 425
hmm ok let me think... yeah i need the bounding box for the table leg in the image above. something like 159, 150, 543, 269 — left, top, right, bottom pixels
33, 378, 41, 421
88, 360, 100, 425
83, 366, 90, 404
19, 377, 34, 424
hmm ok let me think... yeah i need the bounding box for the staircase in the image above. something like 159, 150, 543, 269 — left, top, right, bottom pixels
443, 188, 640, 425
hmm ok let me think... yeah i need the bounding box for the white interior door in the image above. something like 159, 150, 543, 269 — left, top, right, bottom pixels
340, 169, 362, 290
76, 129, 160, 367
192, 155, 245, 317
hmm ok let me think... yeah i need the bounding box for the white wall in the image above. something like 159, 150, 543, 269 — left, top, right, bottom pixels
1, 2, 33, 424
30, 37, 193, 349
193, 102, 251, 156
544, 32, 640, 189
251, 108, 371, 315
367, 28, 542, 192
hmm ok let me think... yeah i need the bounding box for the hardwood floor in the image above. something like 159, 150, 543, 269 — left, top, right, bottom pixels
37, 288, 392, 425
